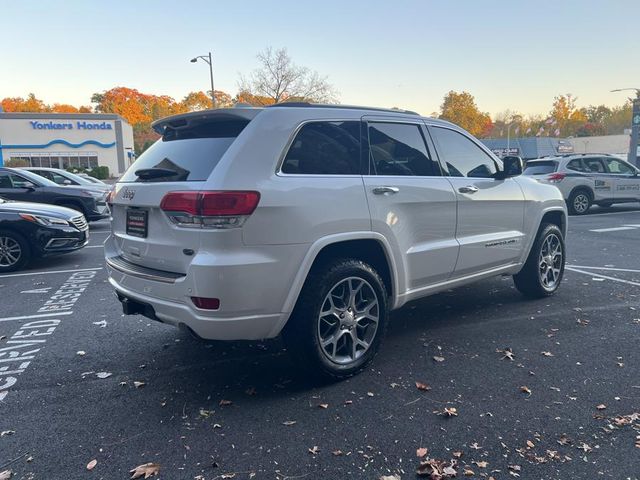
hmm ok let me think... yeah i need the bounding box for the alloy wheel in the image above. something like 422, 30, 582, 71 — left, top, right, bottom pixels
538, 233, 563, 291
573, 194, 589, 214
317, 277, 380, 365
0, 236, 22, 267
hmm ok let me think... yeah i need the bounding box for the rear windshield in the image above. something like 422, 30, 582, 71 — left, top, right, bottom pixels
119, 120, 249, 183
523, 161, 558, 175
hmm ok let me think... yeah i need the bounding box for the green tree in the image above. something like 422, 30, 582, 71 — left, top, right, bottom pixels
439, 91, 492, 138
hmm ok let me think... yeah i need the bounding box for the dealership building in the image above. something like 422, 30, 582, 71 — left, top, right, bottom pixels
0, 112, 134, 176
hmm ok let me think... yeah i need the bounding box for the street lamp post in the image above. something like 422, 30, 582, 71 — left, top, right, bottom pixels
191, 52, 216, 108
611, 88, 640, 166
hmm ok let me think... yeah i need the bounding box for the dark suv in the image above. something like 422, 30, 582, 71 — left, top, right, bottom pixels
0, 167, 109, 221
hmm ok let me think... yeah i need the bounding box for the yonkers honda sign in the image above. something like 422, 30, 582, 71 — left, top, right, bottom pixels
29, 120, 113, 130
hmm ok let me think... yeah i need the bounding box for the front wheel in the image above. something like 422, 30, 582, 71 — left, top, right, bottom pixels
513, 224, 565, 298
283, 259, 388, 380
0, 230, 31, 273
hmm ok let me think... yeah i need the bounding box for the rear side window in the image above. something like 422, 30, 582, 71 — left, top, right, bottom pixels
523, 161, 558, 175
281, 121, 361, 175
430, 127, 497, 178
368, 122, 439, 176
120, 120, 249, 183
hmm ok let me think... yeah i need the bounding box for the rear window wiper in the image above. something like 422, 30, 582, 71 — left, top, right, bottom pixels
134, 168, 178, 180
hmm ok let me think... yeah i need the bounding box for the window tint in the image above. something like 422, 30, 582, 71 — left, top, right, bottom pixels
0, 173, 32, 189
281, 121, 360, 175
430, 127, 497, 178
523, 161, 558, 175
583, 157, 605, 173
368, 123, 438, 176
603, 158, 634, 174
567, 159, 586, 172
120, 120, 249, 183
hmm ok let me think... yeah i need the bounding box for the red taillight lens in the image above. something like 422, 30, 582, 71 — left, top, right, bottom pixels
547, 172, 566, 183
191, 297, 220, 310
160, 191, 260, 228
106, 190, 114, 205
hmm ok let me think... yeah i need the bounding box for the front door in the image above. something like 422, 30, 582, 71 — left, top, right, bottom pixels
601, 157, 640, 202
428, 125, 525, 277
362, 118, 458, 292
0, 171, 35, 201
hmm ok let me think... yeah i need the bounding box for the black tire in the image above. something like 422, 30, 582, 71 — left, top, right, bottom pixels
0, 229, 31, 273
282, 259, 388, 380
567, 189, 592, 215
513, 223, 565, 298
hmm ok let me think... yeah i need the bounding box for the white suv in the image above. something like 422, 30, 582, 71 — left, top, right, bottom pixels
106, 104, 567, 378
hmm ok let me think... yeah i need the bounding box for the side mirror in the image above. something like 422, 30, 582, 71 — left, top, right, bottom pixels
497, 156, 523, 179
63, 179, 72, 185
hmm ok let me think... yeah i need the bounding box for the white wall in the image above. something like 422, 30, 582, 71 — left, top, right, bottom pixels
569, 135, 630, 156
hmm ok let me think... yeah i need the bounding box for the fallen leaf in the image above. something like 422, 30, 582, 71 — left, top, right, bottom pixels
578, 443, 592, 453
415, 381, 431, 392
76, 351, 86, 356
557, 434, 571, 446
416, 447, 428, 458
221, 474, 235, 479
308, 446, 320, 455
344, 400, 353, 405
520, 386, 532, 396
282, 421, 297, 426
318, 403, 329, 409
379, 476, 401, 480
129, 463, 160, 479
463, 468, 474, 476
443, 466, 457, 476
497, 347, 515, 361
95, 372, 112, 379
332, 450, 343, 456
470, 443, 482, 450
452, 451, 463, 458
367, 392, 375, 397
433, 356, 445, 362
541, 351, 554, 357
219, 399, 232, 406
92, 320, 107, 328
0, 470, 11, 480
443, 407, 458, 417
133, 381, 146, 388
526, 440, 535, 448
596, 404, 607, 410
0, 430, 15, 437
473, 460, 488, 468
87, 459, 97, 471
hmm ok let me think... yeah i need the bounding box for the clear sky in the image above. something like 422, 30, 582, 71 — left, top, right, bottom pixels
1, 0, 638, 117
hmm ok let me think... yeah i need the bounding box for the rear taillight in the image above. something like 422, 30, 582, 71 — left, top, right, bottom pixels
160, 191, 260, 229
106, 190, 114, 205
547, 172, 566, 183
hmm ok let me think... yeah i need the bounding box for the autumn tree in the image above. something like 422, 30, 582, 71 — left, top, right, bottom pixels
439, 91, 492, 138
180, 90, 234, 111
239, 47, 337, 104
1, 93, 49, 112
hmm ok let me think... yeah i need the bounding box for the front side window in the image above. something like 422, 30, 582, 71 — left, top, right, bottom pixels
368, 122, 438, 176
281, 121, 361, 175
430, 127, 497, 178
603, 158, 634, 174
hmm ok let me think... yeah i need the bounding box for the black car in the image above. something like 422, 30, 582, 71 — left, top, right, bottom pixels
0, 196, 89, 272
0, 167, 109, 221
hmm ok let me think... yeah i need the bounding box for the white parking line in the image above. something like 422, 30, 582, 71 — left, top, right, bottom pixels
566, 266, 640, 287
572, 210, 640, 218
568, 265, 640, 273
0, 267, 103, 279
0, 311, 74, 323
589, 226, 637, 233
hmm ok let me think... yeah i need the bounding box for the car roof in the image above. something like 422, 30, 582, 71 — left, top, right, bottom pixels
22, 167, 68, 172
152, 103, 455, 134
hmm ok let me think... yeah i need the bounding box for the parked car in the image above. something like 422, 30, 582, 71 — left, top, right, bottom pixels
0, 167, 109, 221
0, 196, 88, 272
78, 173, 109, 186
523, 154, 640, 215
21, 167, 111, 193
106, 104, 567, 378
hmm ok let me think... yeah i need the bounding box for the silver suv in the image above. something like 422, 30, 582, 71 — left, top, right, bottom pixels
524, 154, 640, 215
105, 104, 567, 378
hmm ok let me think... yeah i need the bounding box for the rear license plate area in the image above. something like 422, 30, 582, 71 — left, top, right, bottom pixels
126, 209, 148, 238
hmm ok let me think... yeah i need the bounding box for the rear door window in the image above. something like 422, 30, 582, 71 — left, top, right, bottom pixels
281, 121, 361, 175
583, 157, 606, 174
523, 161, 558, 175
120, 120, 249, 183
566, 159, 586, 172
367, 122, 439, 176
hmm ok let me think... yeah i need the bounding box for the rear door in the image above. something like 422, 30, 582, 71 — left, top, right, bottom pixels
427, 125, 525, 277
362, 117, 458, 290
601, 157, 640, 201
109, 116, 253, 274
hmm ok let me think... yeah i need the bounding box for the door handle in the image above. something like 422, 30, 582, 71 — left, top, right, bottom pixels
372, 186, 399, 195
458, 185, 479, 194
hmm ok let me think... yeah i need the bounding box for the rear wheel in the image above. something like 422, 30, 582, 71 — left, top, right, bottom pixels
513, 223, 565, 298
567, 189, 592, 215
283, 259, 388, 380
0, 230, 31, 273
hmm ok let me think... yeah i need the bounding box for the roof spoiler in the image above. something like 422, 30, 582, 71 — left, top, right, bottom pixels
151, 107, 262, 135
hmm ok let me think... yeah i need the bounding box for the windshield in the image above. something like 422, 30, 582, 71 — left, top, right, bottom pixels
60, 170, 96, 186
119, 119, 249, 183
523, 161, 558, 175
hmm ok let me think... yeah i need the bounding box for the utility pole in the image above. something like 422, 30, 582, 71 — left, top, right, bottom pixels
191, 52, 216, 108
611, 88, 640, 166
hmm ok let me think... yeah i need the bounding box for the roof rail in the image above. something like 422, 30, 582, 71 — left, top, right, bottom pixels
265, 103, 420, 116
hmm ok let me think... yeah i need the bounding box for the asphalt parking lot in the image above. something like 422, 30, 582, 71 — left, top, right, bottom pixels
1, 206, 639, 480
